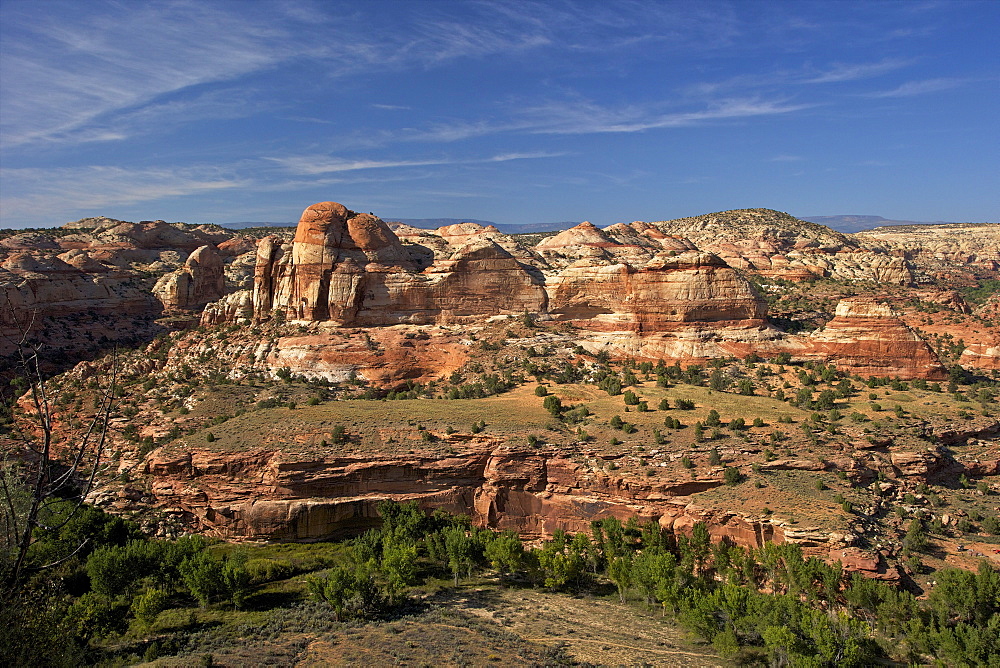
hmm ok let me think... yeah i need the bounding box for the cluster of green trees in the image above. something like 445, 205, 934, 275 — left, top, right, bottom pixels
309, 502, 998, 667
4, 495, 998, 666
0, 498, 307, 664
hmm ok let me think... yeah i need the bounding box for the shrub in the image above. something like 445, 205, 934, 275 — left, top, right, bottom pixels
723, 467, 743, 486
245, 558, 294, 584
131, 587, 170, 627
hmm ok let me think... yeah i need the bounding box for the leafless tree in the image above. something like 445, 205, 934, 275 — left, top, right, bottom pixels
1, 308, 118, 590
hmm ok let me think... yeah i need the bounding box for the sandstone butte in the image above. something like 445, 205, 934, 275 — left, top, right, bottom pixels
202, 201, 947, 382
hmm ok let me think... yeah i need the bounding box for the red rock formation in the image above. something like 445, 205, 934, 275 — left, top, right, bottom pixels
153, 244, 225, 310
137, 442, 802, 555
252, 202, 547, 326
790, 298, 947, 379
546, 251, 765, 331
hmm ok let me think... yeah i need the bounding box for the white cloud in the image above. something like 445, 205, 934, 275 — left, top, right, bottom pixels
0, 1, 557, 149
0, 3, 298, 147
268, 151, 564, 175
518, 98, 813, 135
0, 165, 248, 224
867, 78, 966, 97
804, 58, 912, 84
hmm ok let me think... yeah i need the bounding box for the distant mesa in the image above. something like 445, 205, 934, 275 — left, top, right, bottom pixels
800, 214, 980, 233
387, 218, 582, 235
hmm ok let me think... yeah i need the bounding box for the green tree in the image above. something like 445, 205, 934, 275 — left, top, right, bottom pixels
179, 551, 226, 607
543, 394, 563, 417
709, 448, 722, 466
131, 587, 169, 627
608, 555, 632, 604
444, 527, 475, 585
903, 519, 928, 553
485, 530, 524, 587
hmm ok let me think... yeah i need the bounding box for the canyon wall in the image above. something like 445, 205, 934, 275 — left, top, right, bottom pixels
135, 442, 794, 551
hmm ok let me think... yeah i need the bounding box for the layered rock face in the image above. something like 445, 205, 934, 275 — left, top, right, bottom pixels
0, 218, 250, 370
0, 251, 160, 365
791, 298, 947, 379
545, 250, 765, 331
958, 294, 1000, 370
244, 205, 770, 362
137, 442, 792, 553
153, 244, 226, 310
642, 209, 918, 285
856, 223, 1000, 281
253, 202, 547, 326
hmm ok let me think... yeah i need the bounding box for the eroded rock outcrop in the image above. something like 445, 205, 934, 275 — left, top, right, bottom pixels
251, 202, 548, 326
153, 244, 226, 310
0, 218, 248, 370
644, 209, 917, 285
242, 203, 771, 363
137, 443, 797, 555
789, 298, 947, 379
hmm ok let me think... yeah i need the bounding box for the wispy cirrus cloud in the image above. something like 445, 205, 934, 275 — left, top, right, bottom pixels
867, 77, 967, 97
519, 97, 814, 135
689, 58, 913, 96
803, 58, 912, 84
0, 1, 556, 149
395, 96, 815, 144
268, 151, 565, 175
0, 165, 248, 224
0, 3, 299, 147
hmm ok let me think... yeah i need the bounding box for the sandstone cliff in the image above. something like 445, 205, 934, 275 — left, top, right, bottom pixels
133, 442, 798, 554
243, 203, 772, 365
153, 244, 226, 310
0, 219, 258, 371
789, 298, 947, 379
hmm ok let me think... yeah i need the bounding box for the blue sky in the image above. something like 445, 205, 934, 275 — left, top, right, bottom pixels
1, 0, 997, 228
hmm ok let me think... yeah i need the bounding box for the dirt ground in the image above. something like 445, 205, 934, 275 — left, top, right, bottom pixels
429, 586, 722, 667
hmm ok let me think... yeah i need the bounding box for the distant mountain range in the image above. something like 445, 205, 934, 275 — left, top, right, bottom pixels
387, 218, 582, 234
221, 218, 581, 234
221, 215, 983, 235
799, 215, 967, 233
220, 221, 295, 229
